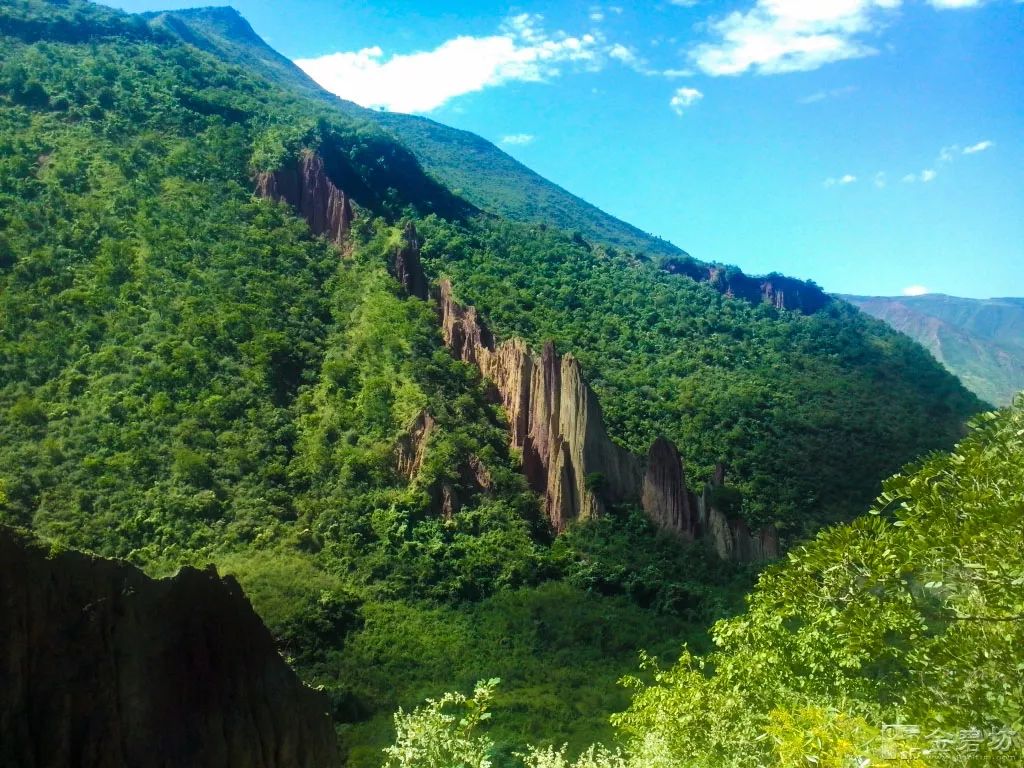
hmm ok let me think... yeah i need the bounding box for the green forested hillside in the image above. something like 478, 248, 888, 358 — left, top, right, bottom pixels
137, 5, 688, 261
843, 293, 1024, 407
138, 4, 982, 531
388, 399, 1024, 768
416, 217, 979, 530
0, 3, 744, 760
0, 0, 989, 764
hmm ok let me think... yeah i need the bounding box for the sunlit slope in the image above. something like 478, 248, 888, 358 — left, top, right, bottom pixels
844, 293, 1024, 406
145, 6, 685, 259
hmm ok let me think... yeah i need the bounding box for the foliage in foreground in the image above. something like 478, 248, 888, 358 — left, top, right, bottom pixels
388, 401, 1024, 767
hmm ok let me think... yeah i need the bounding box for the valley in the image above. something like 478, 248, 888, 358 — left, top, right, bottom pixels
0, 1, 1020, 766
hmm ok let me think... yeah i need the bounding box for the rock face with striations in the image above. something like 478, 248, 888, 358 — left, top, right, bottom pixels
642, 437, 696, 540
395, 409, 436, 479
256, 165, 779, 561
436, 279, 643, 530
433, 279, 778, 559
695, 464, 780, 561
0, 526, 340, 768
255, 150, 353, 243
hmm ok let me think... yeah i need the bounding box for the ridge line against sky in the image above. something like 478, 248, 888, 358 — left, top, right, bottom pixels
103, 0, 1023, 299
294, 0, 1000, 114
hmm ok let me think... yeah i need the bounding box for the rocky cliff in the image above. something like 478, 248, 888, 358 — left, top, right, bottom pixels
662, 258, 829, 315
0, 526, 340, 768
695, 465, 780, 562
255, 160, 777, 562
642, 437, 696, 540
433, 277, 778, 560
435, 278, 643, 530
255, 150, 353, 243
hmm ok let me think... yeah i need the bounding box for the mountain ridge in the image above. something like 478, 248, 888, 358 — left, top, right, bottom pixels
0, 1, 987, 762
143, 5, 689, 261
841, 293, 1024, 406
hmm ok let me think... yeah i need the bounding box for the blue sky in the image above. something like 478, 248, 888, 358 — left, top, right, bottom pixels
106, 0, 1023, 299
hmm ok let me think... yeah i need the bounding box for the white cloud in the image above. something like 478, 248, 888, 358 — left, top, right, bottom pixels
501, 133, 535, 145
902, 168, 938, 183
608, 43, 637, 63
691, 0, 904, 77
799, 84, 858, 104
690, 0, 992, 77
902, 284, 929, 296
824, 173, 857, 187
928, 0, 984, 7
670, 86, 704, 114
606, 44, 695, 78
669, 0, 700, 6
661, 67, 695, 77
963, 139, 994, 154
901, 140, 992, 183
295, 14, 604, 113
938, 143, 960, 163
589, 4, 624, 20
874, 171, 887, 188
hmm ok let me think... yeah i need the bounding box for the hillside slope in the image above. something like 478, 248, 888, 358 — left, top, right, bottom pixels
0, 0, 986, 762
142, 6, 686, 260
843, 294, 1024, 406
133, 3, 982, 528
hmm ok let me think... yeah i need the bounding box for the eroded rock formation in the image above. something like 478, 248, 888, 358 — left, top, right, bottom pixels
695, 465, 780, 562
255, 150, 353, 243
432, 280, 778, 560
393, 407, 495, 518
391, 221, 429, 300
395, 409, 436, 479
662, 259, 829, 315
435, 279, 643, 530
0, 526, 340, 768
642, 437, 695, 540
255, 163, 778, 561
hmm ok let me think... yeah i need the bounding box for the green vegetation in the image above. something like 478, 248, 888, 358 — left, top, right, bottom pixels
0, 4, 742, 760
843, 294, 1024, 407
133, 6, 689, 261
388, 400, 1024, 767
0, 2, 998, 766
416, 216, 980, 531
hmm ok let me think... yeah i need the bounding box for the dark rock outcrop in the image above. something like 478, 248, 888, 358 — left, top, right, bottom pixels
662, 259, 829, 315
256, 150, 353, 243
391, 222, 429, 300
0, 526, 340, 768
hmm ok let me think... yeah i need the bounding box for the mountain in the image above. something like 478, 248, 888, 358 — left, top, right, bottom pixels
842, 294, 1024, 406
142, 6, 687, 261
0, 1, 984, 763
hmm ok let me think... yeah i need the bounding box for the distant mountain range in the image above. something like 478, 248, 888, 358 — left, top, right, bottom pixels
841, 294, 1024, 406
